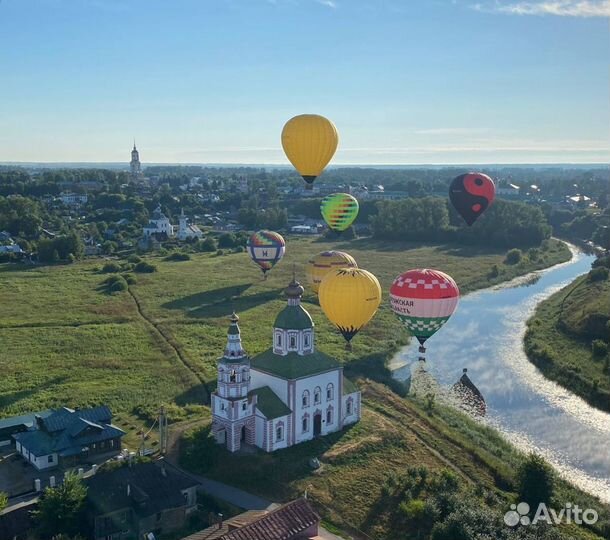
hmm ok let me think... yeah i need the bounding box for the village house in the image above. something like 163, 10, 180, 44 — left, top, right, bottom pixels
181, 498, 321, 540
12, 406, 124, 470
87, 460, 198, 540
211, 277, 361, 453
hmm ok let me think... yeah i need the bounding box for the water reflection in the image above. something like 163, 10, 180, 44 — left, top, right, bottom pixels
391, 248, 610, 503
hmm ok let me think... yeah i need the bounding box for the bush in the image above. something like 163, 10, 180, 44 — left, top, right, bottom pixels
216, 249, 224, 256
102, 262, 121, 273
517, 453, 554, 508
218, 233, 237, 248
110, 277, 128, 293
134, 261, 157, 273
504, 248, 522, 265
592, 339, 608, 358
592, 255, 610, 269
127, 255, 142, 264
588, 266, 609, 282
165, 252, 191, 262
197, 237, 217, 252
487, 264, 500, 279
121, 273, 137, 285
527, 247, 540, 261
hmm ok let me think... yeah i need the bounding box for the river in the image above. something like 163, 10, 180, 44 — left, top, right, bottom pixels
389, 246, 610, 503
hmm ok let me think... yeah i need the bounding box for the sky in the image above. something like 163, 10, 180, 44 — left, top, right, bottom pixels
0, 0, 608, 165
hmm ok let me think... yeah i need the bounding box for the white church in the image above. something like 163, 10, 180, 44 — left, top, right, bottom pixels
142, 206, 203, 241
211, 278, 361, 453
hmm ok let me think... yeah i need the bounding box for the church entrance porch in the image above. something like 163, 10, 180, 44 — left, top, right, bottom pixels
313, 413, 322, 437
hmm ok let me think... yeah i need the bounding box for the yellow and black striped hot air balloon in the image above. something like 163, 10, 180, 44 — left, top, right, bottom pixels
320, 193, 359, 232
281, 114, 338, 189
318, 267, 381, 348
306, 250, 358, 293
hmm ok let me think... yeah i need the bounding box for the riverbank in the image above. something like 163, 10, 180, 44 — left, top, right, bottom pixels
524, 271, 610, 413
180, 380, 610, 540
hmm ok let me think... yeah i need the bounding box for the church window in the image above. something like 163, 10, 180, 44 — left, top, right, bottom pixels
289, 335, 296, 349
304, 333, 310, 347
230, 370, 236, 383
314, 387, 321, 405
221, 402, 225, 411
276, 333, 282, 347
347, 399, 353, 416
302, 416, 308, 432
326, 383, 334, 401
276, 425, 283, 441
302, 390, 310, 408
242, 402, 247, 411
326, 408, 333, 424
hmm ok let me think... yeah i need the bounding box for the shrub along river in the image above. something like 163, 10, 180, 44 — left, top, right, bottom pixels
390, 246, 610, 503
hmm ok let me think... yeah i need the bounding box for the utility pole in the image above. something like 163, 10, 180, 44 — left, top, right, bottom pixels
159, 405, 168, 455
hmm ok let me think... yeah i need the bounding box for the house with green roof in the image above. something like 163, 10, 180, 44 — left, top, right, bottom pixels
211, 278, 361, 453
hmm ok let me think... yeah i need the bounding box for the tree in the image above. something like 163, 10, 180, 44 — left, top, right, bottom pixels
517, 453, 555, 509
0, 491, 7, 512
504, 249, 522, 265
33, 474, 87, 539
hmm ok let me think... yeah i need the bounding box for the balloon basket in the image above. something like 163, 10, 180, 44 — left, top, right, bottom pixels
345, 342, 353, 352
418, 346, 426, 354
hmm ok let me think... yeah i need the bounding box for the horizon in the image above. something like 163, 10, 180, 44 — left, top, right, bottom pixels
0, 1, 608, 164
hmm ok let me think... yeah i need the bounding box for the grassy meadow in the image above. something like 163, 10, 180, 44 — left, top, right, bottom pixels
525, 273, 610, 412
0, 237, 570, 420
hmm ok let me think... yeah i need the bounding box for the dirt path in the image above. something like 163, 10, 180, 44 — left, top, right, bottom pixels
127, 286, 210, 404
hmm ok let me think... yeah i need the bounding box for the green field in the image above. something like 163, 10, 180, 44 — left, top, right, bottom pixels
0, 237, 570, 419
525, 272, 610, 412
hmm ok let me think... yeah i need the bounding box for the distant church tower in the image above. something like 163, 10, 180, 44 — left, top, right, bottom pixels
130, 141, 143, 181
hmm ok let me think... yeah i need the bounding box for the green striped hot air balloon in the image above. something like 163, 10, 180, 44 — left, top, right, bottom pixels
320, 193, 359, 232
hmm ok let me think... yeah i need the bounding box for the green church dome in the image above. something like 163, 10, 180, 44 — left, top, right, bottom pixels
274, 304, 313, 330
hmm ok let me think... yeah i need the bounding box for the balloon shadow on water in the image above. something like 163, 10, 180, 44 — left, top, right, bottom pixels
162, 284, 283, 319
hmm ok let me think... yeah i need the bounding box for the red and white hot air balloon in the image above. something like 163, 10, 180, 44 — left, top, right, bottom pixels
389, 268, 459, 360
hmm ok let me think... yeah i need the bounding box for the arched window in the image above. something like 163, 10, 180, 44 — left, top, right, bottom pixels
276, 333, 282, 347
276, 424, 284, 441
304, 333, 310, 347
302, 390, 310, 408
302, 415, 309, 432
326, 383, 334, 401
326, 407, 333, 424
289, 335, 296, 349
346, 398, 353, 416
242, 402, 247, 411
314, 387, 321, 405
229, 370, 236, 383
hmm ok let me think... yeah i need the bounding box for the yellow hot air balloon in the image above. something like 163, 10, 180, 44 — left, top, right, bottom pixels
281, 114, 338, 188
306, 250, 358, 293
318, 268, 381, 347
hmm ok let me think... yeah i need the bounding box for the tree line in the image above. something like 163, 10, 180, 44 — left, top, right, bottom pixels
370, 197, 552, 248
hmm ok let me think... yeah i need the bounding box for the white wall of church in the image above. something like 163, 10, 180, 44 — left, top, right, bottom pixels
249, 370, 288, 403
269, 415, 290, 452
294, 369, 341, 444
342, 392, 360, 426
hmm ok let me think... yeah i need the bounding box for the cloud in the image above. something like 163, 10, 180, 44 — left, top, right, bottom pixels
315, 0, 337, 7
470, 0, 610, 17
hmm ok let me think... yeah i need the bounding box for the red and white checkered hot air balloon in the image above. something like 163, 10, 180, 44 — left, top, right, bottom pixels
389, 269, 459, 360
